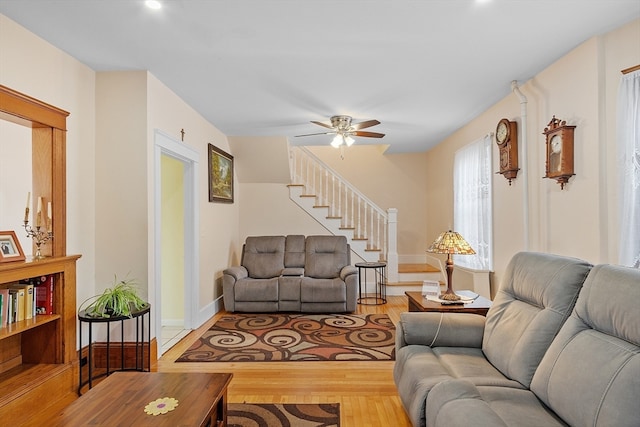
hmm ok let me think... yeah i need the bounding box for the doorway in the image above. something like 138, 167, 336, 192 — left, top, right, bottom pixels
154, 130, 199, 355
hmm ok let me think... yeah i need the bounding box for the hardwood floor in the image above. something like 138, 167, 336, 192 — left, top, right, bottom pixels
23, 296, 412, 426
157, 295, 412, 427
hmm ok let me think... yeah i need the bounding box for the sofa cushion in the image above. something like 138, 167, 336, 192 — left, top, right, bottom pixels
242, 236, 286, 279
426, 381, 567, 427
395, 345, 526, 427
284, 235, 306, 268
530, 264, 640, 427
234, 278, 279, 302
279, 276, 302, 301
482, 252, 592, 388
304, 235, 349, 279
301, 277, 346, 303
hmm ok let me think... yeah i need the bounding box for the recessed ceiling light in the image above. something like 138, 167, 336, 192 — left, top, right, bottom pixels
145, 0, 162, 10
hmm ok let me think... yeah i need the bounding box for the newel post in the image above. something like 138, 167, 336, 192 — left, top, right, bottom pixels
386, 208, 399, 283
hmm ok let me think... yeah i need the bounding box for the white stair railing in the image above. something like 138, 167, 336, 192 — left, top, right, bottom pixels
289, 146, 398, 281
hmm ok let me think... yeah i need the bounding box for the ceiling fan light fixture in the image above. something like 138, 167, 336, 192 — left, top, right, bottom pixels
345, 135, 355, 146
331, 135, 343, 148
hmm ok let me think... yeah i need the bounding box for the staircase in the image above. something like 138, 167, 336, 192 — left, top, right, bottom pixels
288, 146, 398, 280
288, 146, 452, 293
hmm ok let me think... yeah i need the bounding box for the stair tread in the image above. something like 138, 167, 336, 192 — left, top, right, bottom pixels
399, 263, 441, 274
387, 280, 445, 286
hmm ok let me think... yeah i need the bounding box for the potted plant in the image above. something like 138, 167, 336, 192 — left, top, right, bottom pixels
79, 275, 148, 318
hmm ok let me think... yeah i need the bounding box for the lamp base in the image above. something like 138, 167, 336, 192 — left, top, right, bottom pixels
439, 291, 461, 301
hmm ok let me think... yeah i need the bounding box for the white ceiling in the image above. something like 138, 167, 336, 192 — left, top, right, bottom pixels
1, 0, 638, 153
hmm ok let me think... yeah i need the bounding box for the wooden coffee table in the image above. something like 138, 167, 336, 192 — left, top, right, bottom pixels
53, 372, 232, 426
405, 291, 492, 316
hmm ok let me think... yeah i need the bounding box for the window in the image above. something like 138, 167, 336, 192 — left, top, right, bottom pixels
617, 70, 640, 268
453, 134, 493, 270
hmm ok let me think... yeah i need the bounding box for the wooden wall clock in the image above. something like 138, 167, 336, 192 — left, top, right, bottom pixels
543, 116, 576, 189
495, 118, 519, 185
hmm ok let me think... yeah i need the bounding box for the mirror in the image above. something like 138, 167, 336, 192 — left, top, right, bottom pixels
0, 120, 33, 255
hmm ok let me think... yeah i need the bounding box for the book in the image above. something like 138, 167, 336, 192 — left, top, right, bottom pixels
9, 283, 34, 320
34, 275, 54, 315
0, 288, 8, 327
11, 287, 25, 322
8, 289, 18, 323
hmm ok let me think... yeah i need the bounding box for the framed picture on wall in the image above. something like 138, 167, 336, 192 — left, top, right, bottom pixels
208, 143, 234, 203
0, 230, 26, 263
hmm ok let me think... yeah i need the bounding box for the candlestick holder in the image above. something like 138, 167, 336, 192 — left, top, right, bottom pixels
23, 220, 53, 259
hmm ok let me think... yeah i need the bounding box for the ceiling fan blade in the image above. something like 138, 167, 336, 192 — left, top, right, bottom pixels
294, 131, 336, 137
353, 131, 385, 138
310, 120, 334, 129
351, 119, 380, 130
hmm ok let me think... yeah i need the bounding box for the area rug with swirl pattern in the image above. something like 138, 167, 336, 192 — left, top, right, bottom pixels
228, 403, 340, 427
176, 313, 395, 362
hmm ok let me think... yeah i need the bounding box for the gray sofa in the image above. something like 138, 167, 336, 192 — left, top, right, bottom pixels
394, 251, 640, 427
223, 235, 358, 313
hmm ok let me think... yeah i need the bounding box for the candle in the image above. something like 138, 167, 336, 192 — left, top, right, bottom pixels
36, 197, 42, 227
24, 192, 31, 222
47, 202, 52, 232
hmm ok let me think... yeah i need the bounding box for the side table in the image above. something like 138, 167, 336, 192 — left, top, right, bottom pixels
405, 291, 492, 316
356, 261, 387, 305
78, 305, 151, 394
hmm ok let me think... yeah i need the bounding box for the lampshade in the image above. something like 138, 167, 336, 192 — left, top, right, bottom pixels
331, 135, 343, 148
345, 135, 355, 146
426, 230, 475, 301
330, 132, 355, 148
427, 230, 475, 255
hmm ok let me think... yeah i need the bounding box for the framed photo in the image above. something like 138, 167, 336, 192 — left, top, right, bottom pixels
0, 230, 26, 263
208, 143, 234, 203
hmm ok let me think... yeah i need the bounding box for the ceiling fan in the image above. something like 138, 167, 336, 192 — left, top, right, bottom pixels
295, 115, 385, 147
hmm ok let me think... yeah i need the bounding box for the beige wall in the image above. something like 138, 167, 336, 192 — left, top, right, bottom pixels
146, 73, 239, 315
0, 14, 240, 338
426, 18, 640, 292
0, 14, 97, 310
307, 145, 430, 259
1, 11, 637, 326
95, 71, 148, 296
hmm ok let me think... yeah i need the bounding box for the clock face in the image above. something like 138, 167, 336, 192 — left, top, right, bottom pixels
496, 121, 508, 144
550, 134, 562, 154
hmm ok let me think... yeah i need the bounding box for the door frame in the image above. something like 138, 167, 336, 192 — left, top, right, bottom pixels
153, 130, 199, 344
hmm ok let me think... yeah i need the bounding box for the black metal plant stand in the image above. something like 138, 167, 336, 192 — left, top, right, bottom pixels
77, 305, 151, 394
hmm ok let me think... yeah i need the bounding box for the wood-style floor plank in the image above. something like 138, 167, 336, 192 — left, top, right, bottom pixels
157, 295, 412, 426
25, 295, 412, 426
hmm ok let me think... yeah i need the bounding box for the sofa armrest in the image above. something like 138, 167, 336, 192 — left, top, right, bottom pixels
223, 266, 248, 281
396, 312, 486, 350
340, 265, 357, 281
426, 380, 509, 427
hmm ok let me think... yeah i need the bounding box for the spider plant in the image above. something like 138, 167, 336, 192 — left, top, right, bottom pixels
80, 276, 148, 318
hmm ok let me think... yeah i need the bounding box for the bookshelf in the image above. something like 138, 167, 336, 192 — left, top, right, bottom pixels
0, 85, 81, 423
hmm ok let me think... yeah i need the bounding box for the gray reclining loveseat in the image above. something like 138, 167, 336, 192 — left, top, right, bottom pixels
395, 251, 640, 427
223, 235, 358, 313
